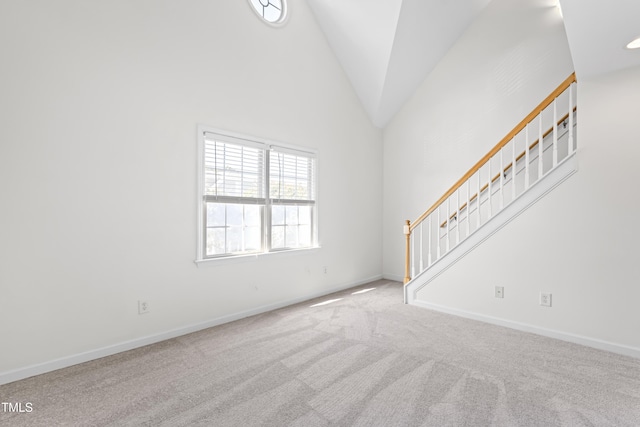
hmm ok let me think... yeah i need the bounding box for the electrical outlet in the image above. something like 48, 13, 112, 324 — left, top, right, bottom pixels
495, 286, 504, 298
540, 293, 552, 307
323, 266, 328, 274
138, 300, 150, 314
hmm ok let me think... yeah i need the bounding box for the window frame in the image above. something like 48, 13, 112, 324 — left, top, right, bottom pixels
246, 0, 288, 27
196, 126, 318, 264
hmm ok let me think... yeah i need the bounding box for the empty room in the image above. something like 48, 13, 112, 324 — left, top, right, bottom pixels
1, 0, 640, 425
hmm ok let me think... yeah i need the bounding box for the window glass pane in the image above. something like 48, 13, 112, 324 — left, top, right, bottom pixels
299, 206, 311, 225
245, 226, 261, 251
226, 204, 243, 226
204, 203, 265, 256
245, 205, 261, 227
285, 205, 298, 225
299, 225, 311, 247
272, 225, 284, 249
272, 205, 285, 226
263, 0, 283, 23
227, 226, 243, 252
285, 225, 299, 248
206, 203, 226, 227
206, 228, 226, 256
267, 205, 313, 249
249, 0, 284, 24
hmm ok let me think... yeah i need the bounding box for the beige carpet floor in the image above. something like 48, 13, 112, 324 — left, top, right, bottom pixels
1, 279, 640, 426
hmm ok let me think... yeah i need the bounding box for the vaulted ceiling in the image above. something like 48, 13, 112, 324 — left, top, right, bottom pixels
559, 0, 640, 78
306, 0, 640, 129
306, 0, 491, 128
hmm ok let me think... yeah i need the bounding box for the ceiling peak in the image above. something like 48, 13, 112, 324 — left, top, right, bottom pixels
307, 0, 491, 128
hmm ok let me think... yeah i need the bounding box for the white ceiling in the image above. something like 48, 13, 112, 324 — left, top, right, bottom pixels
306, 0, 491, 128
559, 0, 640, 78
306, 0, 640, 129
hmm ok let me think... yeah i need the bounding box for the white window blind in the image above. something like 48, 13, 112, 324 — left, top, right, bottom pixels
269, 149, 316, 203
197, 127, 317, 260
204, 135, 265, 202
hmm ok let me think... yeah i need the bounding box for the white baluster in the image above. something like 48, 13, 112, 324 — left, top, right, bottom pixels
487, 160, 492, 219
525, 124, 530, 189
569, 83, 575, 155
466, 179, 470, 238
446, 197, 451, 253
428, 215, 432, 266
437, 207, 441, 259
511, 138, 516, 201
538, 114, 544, 178
499, 147, 504, 210
419, 222, 423, 274
456, 189, 460, 245
476, 171, 481, 229
410, 232, 415, 279
553, 99, 558, 168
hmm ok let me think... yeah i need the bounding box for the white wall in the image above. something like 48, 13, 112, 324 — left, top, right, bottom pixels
384, 0, 640, 352
413, 65, 640, 353
383, 0, 574, 279
0, 0, 383, 377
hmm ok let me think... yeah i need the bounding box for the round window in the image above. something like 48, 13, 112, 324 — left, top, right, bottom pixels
248, 0, 287, 26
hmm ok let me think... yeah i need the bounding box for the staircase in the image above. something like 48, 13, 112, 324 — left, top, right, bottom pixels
404, 74, 578, 304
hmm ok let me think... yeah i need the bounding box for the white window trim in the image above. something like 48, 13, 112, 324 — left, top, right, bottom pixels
194, 246, 321, 267
246, 0, 289, 28
195, 125, 319, 266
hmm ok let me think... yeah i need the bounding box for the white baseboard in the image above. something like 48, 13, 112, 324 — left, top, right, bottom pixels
412, 299, 640, 360
382, 273, 403, 282
0, 275, 382, 386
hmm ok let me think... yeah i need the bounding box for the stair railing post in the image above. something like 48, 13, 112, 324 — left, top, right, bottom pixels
404, 220, 411, 284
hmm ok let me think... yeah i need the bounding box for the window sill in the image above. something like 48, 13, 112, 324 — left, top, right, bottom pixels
194, 246, 321, 268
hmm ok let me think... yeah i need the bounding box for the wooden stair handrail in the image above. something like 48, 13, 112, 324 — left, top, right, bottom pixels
438, 107, 576, 228
409, 73, 577, 233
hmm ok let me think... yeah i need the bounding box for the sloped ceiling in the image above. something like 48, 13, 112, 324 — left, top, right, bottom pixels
307, 0, 640, 129
307, 0, 491, 128
559, 0, 640, 78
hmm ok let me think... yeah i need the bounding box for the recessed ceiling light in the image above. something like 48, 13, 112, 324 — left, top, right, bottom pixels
626, 37, 640, 49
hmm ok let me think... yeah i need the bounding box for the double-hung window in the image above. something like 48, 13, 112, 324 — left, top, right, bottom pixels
197, 127, 317, 261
